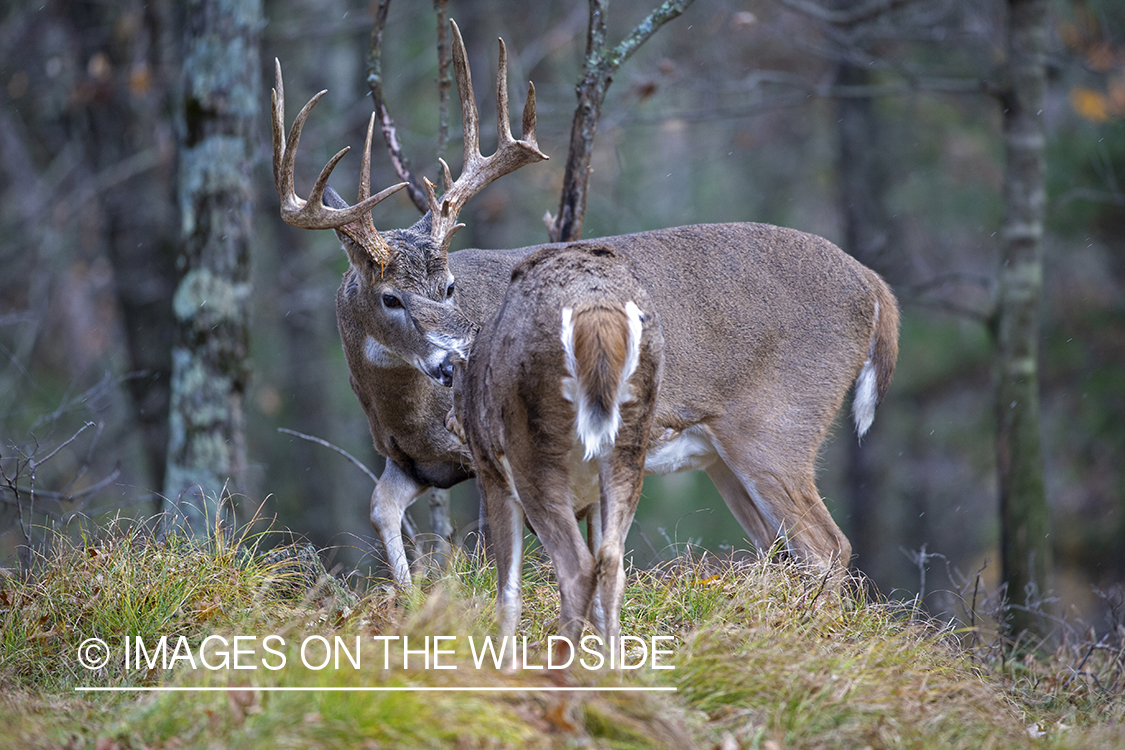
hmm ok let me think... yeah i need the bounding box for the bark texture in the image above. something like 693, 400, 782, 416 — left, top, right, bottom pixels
997, 0, 1052, 639
164, 0, 261, 532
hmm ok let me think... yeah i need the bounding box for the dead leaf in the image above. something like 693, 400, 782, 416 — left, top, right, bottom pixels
1071, 87, 1111, 122
544, 697, 578, 733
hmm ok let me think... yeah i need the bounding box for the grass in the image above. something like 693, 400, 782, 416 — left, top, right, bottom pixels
0, 523, 1122, 749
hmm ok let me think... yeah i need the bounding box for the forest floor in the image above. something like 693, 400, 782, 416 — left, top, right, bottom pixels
1, 519, 1122, 750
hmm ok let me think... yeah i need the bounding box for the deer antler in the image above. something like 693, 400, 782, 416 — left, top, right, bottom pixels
425, 21, 549, 250
272, 59, 407, 267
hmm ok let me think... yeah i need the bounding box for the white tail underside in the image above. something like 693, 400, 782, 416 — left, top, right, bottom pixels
852, 300, 880, 437
560, 301, 644, 460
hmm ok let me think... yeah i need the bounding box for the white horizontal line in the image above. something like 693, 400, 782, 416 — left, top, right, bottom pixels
75, 685, 677, 693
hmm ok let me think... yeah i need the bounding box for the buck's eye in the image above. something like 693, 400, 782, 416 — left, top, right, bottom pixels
382, 293, 402, 309
445, 281, 455, 299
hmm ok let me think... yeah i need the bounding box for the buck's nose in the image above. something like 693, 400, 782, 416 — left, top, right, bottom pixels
439, 353, 457, 388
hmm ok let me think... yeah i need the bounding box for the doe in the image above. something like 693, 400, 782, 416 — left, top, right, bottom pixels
453, 244, 663, 649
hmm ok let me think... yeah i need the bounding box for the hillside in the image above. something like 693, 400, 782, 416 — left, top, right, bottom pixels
1, 524, 1121, 749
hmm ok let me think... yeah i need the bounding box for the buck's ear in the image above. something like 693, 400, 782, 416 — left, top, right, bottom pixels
322, 185, 349, 211
407, 212, 432, 237
332, 226, 370, 270
323, 186, 372, 270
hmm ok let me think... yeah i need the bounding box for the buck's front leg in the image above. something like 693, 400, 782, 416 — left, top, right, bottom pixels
370, 460, 428, 589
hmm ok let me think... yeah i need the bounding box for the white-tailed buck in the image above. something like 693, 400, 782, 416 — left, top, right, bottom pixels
452, 244, 663, 648
271, 21, 900, 589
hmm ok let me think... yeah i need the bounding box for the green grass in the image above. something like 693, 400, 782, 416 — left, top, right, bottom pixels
0, 525, 1122, 749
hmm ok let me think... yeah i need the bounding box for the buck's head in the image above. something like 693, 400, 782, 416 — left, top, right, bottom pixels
271, 21, 546, 388
325, 187, 471, 387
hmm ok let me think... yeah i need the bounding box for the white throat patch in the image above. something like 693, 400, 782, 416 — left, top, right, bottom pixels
364, 335, 404, 367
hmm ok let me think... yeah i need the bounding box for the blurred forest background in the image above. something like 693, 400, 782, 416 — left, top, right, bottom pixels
1, 0, 1122, 631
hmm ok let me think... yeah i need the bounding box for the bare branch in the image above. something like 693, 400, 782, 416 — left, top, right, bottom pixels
30, 371, 123, 433
615, 76, 982, 126
908, 295, 994, 325
0, 464, 121, 506
367, 0, 429, 214
276, 428, 422, 557
69, 147, 164, 213
606, 0, 696, 77
0, 454, 31, 554
60, 420, 104, 499
0, 337, 38, 395
30, 421, 95, 470
903, 271, 995, 324
278, 427, 379, 486
0, 312, 36, 327
513, 4, 589, 75
907, 272, 994, 296
550, 0, 696, 242
434, 0, 452, 164
1054, 187, 1125, 208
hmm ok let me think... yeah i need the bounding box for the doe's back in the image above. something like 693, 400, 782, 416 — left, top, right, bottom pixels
460, 244, 663, 471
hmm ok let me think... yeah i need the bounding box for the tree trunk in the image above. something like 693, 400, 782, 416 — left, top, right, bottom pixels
164, 0, 261, 533
836, 69, 894, 279
550, 0, 610, 244
835, 60, 894, 574
88, 0, 178, 504
997, 0, 1051, 640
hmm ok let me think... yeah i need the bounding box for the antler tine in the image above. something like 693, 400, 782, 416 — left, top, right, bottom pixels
305, 142, 354, 215
360, 112, 374, 203
345, 113, 400, 269
494, 42, 540, 149
521, 82, 538, 144
495, 38, 514, 148
272, 59, 286, 191
428, 21, 549, 250
271, 58, 407, 232
361, 116, 411, 210
451, 21, 481, 174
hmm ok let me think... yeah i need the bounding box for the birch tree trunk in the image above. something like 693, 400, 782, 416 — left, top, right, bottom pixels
997, 0, 1051, 639
163, 0, 261, 533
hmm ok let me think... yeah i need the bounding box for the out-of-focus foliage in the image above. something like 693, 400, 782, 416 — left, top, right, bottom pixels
0, 0, 1121, 633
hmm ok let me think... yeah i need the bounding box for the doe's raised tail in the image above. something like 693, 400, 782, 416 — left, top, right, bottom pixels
560, 301, 644, 459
